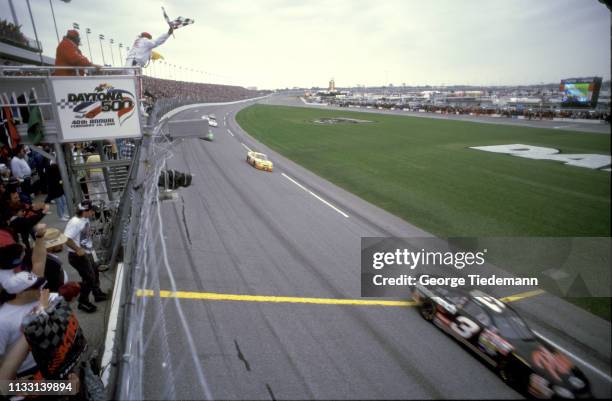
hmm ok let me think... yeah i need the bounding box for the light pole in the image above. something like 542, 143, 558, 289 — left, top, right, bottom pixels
118, 43, 124, 65
49, 0, 60, 43
49, 1, 73, 44
109, 38, 115, 66
25, 0, 44, 65
85, 28, 93, 62
8, 0, 19, 26
98, 34, 106, 65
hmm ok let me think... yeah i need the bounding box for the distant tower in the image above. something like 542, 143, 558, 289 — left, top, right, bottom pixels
329, 78, 336, 92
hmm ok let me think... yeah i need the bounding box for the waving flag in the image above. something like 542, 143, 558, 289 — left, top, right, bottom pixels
151, 51, 164, 61
169, 16, 195, 29
162, 6, 195, 30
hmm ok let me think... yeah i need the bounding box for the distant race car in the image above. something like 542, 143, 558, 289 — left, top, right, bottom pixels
203, 130, 214, 141
208, 119, 218, 127
411, 282, 591, 399
246, 151, 273, 172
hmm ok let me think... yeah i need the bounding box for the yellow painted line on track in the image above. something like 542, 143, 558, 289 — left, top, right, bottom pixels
136, 288, 545, 307
499, 289, 545, 303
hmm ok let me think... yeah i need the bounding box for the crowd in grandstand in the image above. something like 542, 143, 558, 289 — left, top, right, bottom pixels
142, 76, 265, 103
335, 101, 611, 122
413, 105, 611, 122
0, 19, 29, 49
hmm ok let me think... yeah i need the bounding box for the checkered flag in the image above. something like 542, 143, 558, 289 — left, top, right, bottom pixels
170, 16, 195, 29
162, 6, 194, 30
22, 298, 88, 379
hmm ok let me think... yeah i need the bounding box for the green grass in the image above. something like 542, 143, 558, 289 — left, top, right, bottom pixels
236, 104, 611, 319
237, 105, 610, 237
567, 298, 611, 321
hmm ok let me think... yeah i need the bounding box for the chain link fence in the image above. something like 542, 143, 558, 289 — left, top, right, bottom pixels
106, 100, 213, 400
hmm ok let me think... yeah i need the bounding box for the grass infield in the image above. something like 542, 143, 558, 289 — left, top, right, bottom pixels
237, 105, 610, 236
236, 104, 611, 318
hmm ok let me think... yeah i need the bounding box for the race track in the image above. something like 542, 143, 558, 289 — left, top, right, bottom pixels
140, 97, 611, 400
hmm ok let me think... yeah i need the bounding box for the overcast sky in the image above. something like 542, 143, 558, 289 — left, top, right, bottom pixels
1, 0, 610, 89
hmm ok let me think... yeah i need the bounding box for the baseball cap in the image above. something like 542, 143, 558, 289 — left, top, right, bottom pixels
66, 29, 80, 39
0, 229, 16, 247
77, 200, 93, 211
44, 228, 68, 249
2, 271, 46, 294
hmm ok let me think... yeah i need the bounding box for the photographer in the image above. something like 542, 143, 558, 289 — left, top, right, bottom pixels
63, 201, 108, 313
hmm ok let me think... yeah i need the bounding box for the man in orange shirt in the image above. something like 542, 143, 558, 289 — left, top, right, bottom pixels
53, 30, 99, 76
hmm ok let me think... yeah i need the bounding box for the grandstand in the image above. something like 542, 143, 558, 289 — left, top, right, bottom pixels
141, 76, 268, 103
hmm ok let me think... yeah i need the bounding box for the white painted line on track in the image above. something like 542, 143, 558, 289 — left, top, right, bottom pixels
533, 330, 612, 382
241, 142, 252, 152
168, 118, 209, 123
282, 173, 349, 218
227, 129, 234, 137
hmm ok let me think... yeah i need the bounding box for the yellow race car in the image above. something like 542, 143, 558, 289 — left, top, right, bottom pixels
246, 151, 273, 172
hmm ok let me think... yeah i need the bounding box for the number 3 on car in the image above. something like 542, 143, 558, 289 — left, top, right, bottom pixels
451, 316, 480, 338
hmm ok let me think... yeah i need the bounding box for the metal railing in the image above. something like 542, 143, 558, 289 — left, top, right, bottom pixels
0, 65, 140, 76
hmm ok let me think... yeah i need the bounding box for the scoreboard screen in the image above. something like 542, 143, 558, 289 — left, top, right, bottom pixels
560, 77, 602, 108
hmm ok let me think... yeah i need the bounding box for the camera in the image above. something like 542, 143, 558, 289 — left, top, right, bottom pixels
158, 170, 192, 190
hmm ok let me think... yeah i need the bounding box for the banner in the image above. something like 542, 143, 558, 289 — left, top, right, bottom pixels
51, 76, 142, 142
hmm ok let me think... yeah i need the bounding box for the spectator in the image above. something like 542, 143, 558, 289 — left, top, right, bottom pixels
0, 334, 29, 381
0, 224, 47, 287
64, 200, 107, 313
21, 286, 87, 381
29, 147, 48, 196
16, 228, 69, 293
0, 162, 9, 182
45, 163, 69, 221
41, 228, 68, 292
0, 271, 48, 377
0, 229, 21, 286
54, 30, 98, 77
72, 144, 90, 200
86, 152, 108, 202
6, 176, 32, 206
2, 186, 48, 248
9, 144, 33, 197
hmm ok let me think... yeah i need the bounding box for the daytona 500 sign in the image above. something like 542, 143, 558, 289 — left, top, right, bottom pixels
51, 76, 142, 142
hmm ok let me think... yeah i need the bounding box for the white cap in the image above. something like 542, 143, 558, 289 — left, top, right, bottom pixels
2, 271, 45, 294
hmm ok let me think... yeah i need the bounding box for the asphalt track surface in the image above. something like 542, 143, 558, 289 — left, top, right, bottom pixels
142, 96, 611, 400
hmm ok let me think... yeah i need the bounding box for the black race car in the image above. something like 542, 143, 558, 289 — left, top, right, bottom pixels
411, 283, 591, 399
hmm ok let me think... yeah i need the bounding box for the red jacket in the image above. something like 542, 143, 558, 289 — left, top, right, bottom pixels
53, 38, 92, 76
